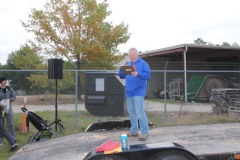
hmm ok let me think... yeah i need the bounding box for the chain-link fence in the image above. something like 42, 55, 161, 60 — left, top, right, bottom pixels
1, 69, 240, 128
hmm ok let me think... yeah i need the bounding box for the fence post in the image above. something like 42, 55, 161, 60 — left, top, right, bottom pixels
163, 69, 167, 124
74, 69, 78, 129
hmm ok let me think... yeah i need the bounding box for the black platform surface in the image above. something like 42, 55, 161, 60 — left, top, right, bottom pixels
10, 123, 240, 160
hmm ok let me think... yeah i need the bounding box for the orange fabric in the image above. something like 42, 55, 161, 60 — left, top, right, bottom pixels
104, 145, 122, 154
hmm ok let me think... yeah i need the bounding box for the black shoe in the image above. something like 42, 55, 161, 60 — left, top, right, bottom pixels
9, 144, 19, 152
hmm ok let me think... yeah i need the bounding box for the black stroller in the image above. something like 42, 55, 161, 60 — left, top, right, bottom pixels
21, 107, 59, 142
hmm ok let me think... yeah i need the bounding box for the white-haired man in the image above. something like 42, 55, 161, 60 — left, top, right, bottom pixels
119, 48, 151, 141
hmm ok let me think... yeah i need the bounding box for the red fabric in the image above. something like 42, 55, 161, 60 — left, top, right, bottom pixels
95, 140, 121, 152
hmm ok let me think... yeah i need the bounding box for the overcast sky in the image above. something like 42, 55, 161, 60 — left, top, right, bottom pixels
1, 0, 240, 64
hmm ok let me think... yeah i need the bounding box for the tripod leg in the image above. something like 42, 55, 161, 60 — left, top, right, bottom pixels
48, 128, 59, 137
49, 121, 55, 126
50, 118, 64, 135
56, 118, 64, 135
51, 79, 65, 135
57, 124, 64, 135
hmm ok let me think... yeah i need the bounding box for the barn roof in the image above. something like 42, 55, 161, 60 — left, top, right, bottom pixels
140, 44, 240, 57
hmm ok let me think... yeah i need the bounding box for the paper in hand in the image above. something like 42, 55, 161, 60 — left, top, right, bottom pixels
121, 66, 135, 75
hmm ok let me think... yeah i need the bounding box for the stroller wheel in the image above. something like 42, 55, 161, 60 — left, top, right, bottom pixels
27, 135, 40, 143
27, 135, 34, 143
28, 131, 54, 143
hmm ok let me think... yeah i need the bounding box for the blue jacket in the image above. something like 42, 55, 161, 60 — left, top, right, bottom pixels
119, 57, 151, 97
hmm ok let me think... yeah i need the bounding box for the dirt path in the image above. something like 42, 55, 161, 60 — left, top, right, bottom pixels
12, 101, 212, 113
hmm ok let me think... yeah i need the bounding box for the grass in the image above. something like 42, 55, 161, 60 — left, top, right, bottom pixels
151, 111, 240, 127
1, 110, 240, 160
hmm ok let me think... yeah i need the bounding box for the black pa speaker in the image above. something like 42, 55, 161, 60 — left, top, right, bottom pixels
48, 59, 63, 79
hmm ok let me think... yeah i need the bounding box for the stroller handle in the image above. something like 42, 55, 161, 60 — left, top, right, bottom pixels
21, 107, 28, 113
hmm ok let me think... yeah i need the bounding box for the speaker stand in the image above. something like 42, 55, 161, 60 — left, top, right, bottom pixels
50, 79, 64, 135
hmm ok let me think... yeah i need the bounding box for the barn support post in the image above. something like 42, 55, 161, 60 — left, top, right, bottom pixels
184, 45, 188, 102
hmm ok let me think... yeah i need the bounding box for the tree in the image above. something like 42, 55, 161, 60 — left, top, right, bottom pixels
221, 42, 231, 47
207, 42, 216, 46
10, 44, 46, 70
4, 44, 46, 94
193, 38, 207, 45
193, 38, 240, 48
6, 44, 75, 95
232, 42, 239, 47
22, 0, 130, 70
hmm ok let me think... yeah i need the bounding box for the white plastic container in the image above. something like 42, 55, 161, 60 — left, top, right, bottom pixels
1, 99, 10, 113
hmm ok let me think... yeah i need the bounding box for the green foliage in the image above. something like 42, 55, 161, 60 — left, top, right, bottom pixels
1, 45, 45, 94
193, 38, 240, 47
22, 0, 130, 70
221, 42, 231, 47
232, 42, 240, 47
194, 38, 207, 45
1, 44, 76, 94
9, 44, 46, 70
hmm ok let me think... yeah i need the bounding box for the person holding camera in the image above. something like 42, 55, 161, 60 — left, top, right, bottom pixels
0, 77, 17, 146
0, 101, 18, 151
